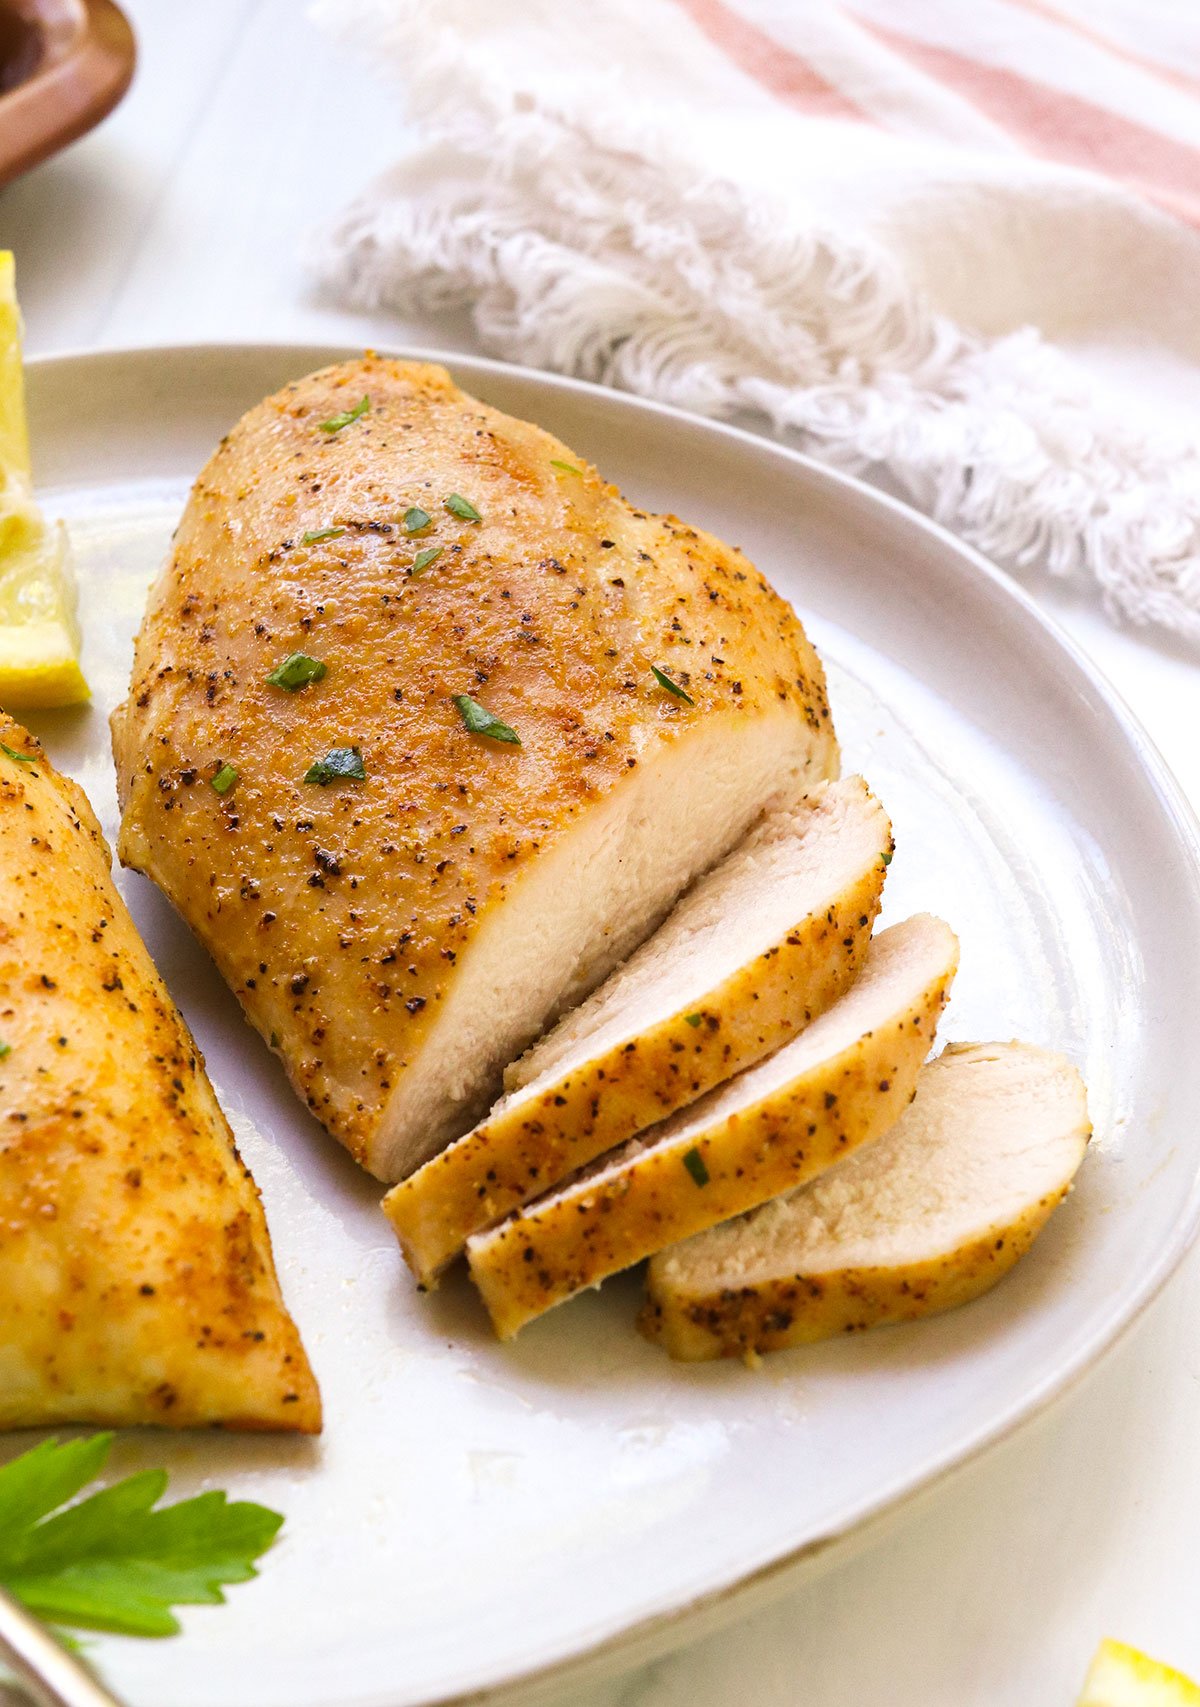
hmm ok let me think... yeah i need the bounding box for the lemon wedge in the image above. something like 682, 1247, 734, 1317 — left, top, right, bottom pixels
1079, 1639, 1200, 1706
0, 252, 88, 710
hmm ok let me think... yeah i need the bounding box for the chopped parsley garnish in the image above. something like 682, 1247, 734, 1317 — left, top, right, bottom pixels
0, 742, 36, 765
211, 763, 238, 795
453, 695, 521, 746
319, 396, 369, 434
444, 493, 481, 522
410, 545, 443, 575
683, 1013, 703, 1028
550, 459, 581, 475
300, 527, 345, 546
266, 652, 327, 692
682, 1146, 710, 1187
0, 1039, 10, 1059
304, 746, 366, 785
651, 665, 695, 706
0, 1434, 284, 1638
881, 850, 893, 867
269, 1031, 280, 1049
403, 506, 431, 534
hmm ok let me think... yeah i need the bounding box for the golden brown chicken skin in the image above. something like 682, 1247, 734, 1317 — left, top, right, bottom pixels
0, 719, 320, 1431
113, 357, 836, 1180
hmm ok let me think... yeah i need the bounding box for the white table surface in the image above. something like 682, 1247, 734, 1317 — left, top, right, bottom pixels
4, 3, 1200, 1703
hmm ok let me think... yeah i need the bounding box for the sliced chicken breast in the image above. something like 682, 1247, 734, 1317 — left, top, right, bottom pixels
112, 357, 838, 1182
467, 914, 959, 1338
385, 776, 892, 1284
0, 720, 320, 1431
641, 1041, 1090, 1361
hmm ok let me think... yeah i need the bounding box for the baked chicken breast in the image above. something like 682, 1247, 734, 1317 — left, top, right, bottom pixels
113, 357, 837, 1181
0, 720, 320, 1431
641, 1041, 1090, 1360
468, 915, 959, 1338
385, 776, 892, 1284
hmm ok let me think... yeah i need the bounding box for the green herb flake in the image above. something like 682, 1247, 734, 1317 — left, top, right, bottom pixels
550, 459, 582, 476
444, 493, 481, 523
300, 527, 345, 546
266, 652, 328, 692
402, 506, 431, 534
0, 1434, 283, 1638
269, 1031, 280, 1049
651, 665, 695, 706
319, 396, 369, 435
453, 695, 521, 746
683, 1013, 703, 1029
0, 1039, 10, 1060
211, 763, 238, 795
410, 545, 443, 576
881, 850, 893, 868
304, 746, 366, 785
0, 742, 36, 765
682, 1146, 710, 1187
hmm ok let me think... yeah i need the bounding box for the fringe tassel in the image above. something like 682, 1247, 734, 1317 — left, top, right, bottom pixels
311, 0, 1200, 640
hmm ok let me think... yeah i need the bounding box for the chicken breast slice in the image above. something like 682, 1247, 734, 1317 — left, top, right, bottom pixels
467, 914, 959, 1338
640, 1040, 1090, 1360
385, 776, 892, 1284
0, 721, 320, 1432
112, 357, 838, 1182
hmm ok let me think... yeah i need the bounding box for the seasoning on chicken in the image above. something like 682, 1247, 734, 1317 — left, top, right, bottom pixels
0, 720, 320, 1431
468, 915, 959, 1338
385, 776, 892, 1285
113, 356, 838, 1183
641, 1041, 1090, 1360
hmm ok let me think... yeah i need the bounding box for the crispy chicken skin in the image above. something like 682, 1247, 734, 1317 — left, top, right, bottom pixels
112, 357, 837, 1181
0, 719, 320, 1431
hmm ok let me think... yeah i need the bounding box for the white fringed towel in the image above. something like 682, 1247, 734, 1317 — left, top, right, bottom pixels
311, 0, 1200, 640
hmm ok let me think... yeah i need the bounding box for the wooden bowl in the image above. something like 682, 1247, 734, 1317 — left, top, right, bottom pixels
0, 0, 134, 188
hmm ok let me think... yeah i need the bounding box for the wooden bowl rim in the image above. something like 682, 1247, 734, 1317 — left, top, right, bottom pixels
0, 0, 135, 188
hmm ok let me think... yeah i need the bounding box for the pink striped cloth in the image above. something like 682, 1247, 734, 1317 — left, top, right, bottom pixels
314, 0, 1200, 638
680, 0, 1200, 226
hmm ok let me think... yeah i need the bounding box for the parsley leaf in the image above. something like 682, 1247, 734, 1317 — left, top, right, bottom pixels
319, 396, 369, 434
444, 493, 481, 522
300, 527, 345, 546
683, 1013, 703, 1028
402, 507, 431, 534
682, 1147, 710, 1187
0, 1039, 10, 1059
410, 545, 443, 576
651, 665, 695, 706
266, 653, 327, 692
0, 742, 36, 765
304, 746, 366, 785
0, 1435, 283, 1638
549, 459, 581, 476
210, 763, 238, 795
453, 695, 521, 746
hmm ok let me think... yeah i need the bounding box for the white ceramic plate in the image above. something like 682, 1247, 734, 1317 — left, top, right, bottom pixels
9, 345, 1200, 1707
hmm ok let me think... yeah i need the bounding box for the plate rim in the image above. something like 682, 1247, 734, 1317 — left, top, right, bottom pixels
25, 340, 1200, 1707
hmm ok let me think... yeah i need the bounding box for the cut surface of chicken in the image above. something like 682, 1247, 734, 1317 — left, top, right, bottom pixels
467, 914, 959, 1339
0, 720, 320, 1431
385, 776, 892, 1284
640, 1041, 1090, 1360
112, 357, 838, 1182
